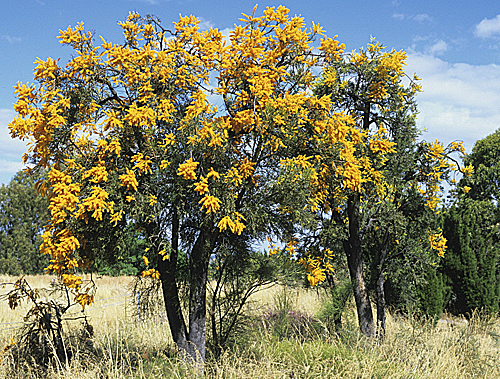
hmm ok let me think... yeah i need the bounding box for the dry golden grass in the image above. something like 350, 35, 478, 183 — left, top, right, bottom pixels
0, 275, 499, 378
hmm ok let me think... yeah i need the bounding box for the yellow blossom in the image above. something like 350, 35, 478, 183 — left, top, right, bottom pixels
217, 215, 235, 232
429, 231, 447, 257
119, 168, 139, 191
194, 176, 209, 194
199, 194, 221, 213
207, 167, 220, 180
462, 164, 474, 176
132, 153, 153, 176
177, 158, 199, 180
160, 160, 170, 169
159, 249, 170, 261
307, 267, 326, 286
149, 194, 158, 206
110, 210, 124, 226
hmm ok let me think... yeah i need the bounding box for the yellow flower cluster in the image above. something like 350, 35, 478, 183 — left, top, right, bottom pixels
62, 273, 82, 289
57, 22, 91, 46
284, 239, 298, 258
119, 168, 139, 191
142, 268, 161, 279
369, 125, 396, 154
74, 293, 94, 309
199, 194, 221, 214
81, 163, 108, 184
217, 212, 246, 235
429, 231, 447, 258
79, 186, 109, 221
47, 168, 81, 225
298, 249, 335, 286
148, 194, 158, 206
194, 176, 209, 194
33, 57, 60, 80
177, 158, 199, 180
266, 238, 281, 257
416, 139, 467, 210
132, 153, 153, 176
159, 249, 169, 261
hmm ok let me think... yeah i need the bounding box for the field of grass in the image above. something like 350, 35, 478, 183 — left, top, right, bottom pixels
0, 274, 499, 378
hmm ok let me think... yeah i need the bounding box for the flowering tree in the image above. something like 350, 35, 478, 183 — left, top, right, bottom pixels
8, 6, 469, 357
8, 7, 347, 362
292, 41, 469, 336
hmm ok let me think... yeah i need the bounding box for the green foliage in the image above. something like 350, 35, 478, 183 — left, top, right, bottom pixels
0, 171, 49, 275
416, 265, 444, 318
89, 224, 148, 277
441, 199, 500, 315
444, 129, 500, 316
316, 275, 352, 333
0, 170, 150, 277
460, 128, 500, 203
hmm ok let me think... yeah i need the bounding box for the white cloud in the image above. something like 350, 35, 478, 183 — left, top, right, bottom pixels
427, 40, 448, 56
198, 17, 215, 31
413, 13, 434, 23
392, 13, 433, 23
406, 53, 500, 152
474, 14, 500, 39
410, 36, 450, 58
0, 160, 24, 184
1, 35, 22, 44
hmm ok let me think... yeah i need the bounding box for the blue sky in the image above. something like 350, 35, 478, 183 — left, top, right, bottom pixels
1, 0, 500, 184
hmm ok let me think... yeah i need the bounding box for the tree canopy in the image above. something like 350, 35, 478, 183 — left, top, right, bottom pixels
439, 129, 500, 316
459, 127, 500, 204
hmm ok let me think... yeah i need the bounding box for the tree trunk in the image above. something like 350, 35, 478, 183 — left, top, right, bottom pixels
343, 193, 375, 337
156, 207, 191, 356
375, 270, 386, 337
155, 205, 217, 365
187, 228, 212, 363
158, 260, 191, 353
376, 230, 389, 338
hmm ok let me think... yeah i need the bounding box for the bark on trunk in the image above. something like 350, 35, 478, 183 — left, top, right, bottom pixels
187, 229, 212, 363
343, 194, 375, 337
375, 230, 390, 338
157, 207, 191, 356
156, 208, 214, 365
376, 269, 386, 337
